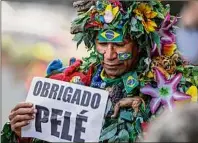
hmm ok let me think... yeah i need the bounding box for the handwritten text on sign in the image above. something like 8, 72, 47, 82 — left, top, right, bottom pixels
22, 77, 108, 142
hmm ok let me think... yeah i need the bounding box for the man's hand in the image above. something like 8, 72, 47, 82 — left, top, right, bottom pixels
9, 102, 37, 137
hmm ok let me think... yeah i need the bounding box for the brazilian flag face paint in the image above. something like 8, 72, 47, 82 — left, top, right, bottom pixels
97, 29, 132, 61
98, 29, 123, 43
118, 52, 132, 61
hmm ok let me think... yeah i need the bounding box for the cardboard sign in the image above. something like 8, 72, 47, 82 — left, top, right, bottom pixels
22, 77, 109, 142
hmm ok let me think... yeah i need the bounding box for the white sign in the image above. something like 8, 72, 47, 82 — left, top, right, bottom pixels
22, 77, 109, 142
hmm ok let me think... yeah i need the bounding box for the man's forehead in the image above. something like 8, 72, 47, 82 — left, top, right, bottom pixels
97, 29, 124, 43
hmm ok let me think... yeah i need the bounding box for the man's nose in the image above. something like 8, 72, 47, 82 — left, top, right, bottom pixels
104, 43, 117, 60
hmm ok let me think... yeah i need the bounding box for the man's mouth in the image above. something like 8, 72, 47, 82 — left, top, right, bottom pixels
103, 62, 123, 69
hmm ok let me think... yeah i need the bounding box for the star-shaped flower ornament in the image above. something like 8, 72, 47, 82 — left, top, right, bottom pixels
140, 68, 191, 114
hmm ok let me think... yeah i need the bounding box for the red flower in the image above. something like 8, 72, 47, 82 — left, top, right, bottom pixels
141, 122, 149, 132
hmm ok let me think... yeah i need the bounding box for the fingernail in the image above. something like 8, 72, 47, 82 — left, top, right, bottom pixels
32, 115, 34, 119
34, 109, 37, 113
27, 121, 30, 124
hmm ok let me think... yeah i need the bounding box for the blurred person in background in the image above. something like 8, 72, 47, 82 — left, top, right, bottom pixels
144, 104, 198, 142
177, 1, 198, 65
1, 0, 198, 143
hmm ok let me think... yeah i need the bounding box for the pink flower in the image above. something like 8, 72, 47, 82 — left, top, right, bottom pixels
152, 13, 178, 56
160, 13, 177, 44
140, 68, 191, 114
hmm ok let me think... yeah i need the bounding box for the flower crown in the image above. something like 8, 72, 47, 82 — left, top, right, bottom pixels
71, 0, 177, 57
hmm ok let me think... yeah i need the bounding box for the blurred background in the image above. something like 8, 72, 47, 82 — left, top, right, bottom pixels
1, 0, 89, 127
1, 0, 185, 127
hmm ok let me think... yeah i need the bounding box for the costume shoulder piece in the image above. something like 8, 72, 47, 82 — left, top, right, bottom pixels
45, 58, 95, 86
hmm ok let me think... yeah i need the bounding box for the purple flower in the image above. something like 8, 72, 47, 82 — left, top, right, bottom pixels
152, 13, 178, 56
140, 68, 191, 114
159, 13, 177, 45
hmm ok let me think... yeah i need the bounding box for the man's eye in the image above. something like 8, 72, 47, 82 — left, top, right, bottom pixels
114, 43, 125, 47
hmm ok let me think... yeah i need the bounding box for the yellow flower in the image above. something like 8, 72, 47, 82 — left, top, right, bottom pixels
162, 43, 177, 56
133, 3, 158, 33
142, 19, 157, 33
186, 86, 198, 102
147, 71, 154, 78
175, 86, 197, 107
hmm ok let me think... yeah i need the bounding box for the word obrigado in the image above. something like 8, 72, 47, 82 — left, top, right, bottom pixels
33, 80, 102, 109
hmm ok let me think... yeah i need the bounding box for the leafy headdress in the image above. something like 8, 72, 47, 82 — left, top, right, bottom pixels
71, 0, 177, 70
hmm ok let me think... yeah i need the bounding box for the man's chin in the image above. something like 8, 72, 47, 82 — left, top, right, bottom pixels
104, 69, 124, 79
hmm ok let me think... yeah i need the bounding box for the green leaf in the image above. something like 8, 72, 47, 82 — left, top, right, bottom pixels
130, 124, 138, 142
72, 33, 84, 41
165, 4, 171, 15
108, 136, 117, 143
1, 123, 18, 143
113, 20, 120, 29
129, 2, 137, 12
151, 32, 160, 46
145, 103, 151, 115
140, 102, 145, 112
131, 17, 139, 32
120, 110, 133, 122
112, 11, 122, 25
138, 22, 144, 32
194, 76, 198, 86
149, 1, 158, 6
131, 17, 138, 28
151, 31, 161, 53
80, 50, 100, 71
176, 66, 184, 72
192, 68, 198, 76
99, 123, 118, 141
123, 21, 129, 36
127, 123, 137, 143
72, 33, 84, 48
77, 37, 84, 48
126, 123, 135, 133
33, 138, 49, 143
135, 117, 142, 134
155, 9, 165, 19
73, 15, 88, 25
118, 129, 129, 142
1, 123, 49, 143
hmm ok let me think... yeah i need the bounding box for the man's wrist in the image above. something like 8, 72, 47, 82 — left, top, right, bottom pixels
17, 136, 32, 143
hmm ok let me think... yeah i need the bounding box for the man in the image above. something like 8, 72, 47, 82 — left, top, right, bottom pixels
1, 0, 197, 143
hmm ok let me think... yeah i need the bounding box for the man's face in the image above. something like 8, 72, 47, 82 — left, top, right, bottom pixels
96, 38, 138, 78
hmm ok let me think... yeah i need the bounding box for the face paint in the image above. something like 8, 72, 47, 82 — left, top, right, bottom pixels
118, 52, 132, 61
95, 37, 138, 78
98, 29, 123, 43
